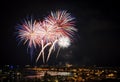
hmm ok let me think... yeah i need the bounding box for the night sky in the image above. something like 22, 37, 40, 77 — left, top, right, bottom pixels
0, 0, 120, 66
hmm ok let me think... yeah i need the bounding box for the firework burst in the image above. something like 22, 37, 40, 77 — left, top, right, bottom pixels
16, 19, 41, 48
16, 10, 77, 63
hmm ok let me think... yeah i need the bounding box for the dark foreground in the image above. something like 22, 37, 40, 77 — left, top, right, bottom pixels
1, 78, 120, 82
0, 65, 120, 82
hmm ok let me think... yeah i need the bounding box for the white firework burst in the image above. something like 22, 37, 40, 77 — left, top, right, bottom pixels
58, 36, 71, 48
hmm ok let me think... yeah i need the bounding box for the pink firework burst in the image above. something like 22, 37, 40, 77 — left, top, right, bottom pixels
17, 19, 44, 48
45, 10, 77, 37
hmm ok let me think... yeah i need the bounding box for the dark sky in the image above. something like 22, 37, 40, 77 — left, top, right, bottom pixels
0, 0, 120, 66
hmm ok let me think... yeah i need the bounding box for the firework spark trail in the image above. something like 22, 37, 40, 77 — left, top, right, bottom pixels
41, 40, 44, 63
36, 42, 51, 63
46, 40, 58, 62
56, 47, 61, 58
